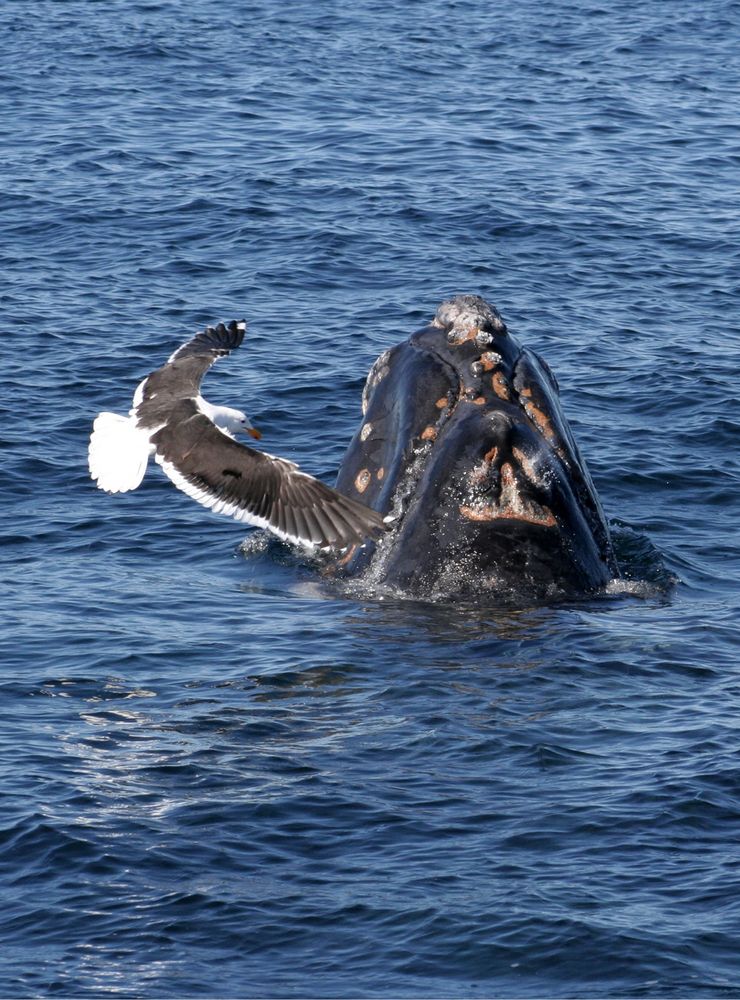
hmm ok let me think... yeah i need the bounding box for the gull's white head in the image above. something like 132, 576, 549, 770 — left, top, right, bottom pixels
211, 404, 262, 441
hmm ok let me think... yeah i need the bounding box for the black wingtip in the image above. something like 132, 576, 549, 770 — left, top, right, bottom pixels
165, 319, 248, 366
199, 320, 246, 353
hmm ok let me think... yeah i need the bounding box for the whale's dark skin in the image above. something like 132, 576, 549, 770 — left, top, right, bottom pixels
334, 295, 618, 600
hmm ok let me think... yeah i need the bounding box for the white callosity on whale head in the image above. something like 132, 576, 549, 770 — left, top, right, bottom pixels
361, 349, 392, 416
431, 294, 507, 343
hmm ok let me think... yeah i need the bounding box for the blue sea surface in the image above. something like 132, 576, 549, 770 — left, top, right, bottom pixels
2, 0, 740, 996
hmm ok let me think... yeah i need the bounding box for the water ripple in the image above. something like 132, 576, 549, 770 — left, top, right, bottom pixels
2, 0, 740, 995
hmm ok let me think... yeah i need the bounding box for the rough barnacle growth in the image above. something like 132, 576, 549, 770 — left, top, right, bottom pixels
362, 350, 392, 414
468, 446, 499, 486
480, 351, 503, 370
460, 461, 556, 528
433, 294, 507, 344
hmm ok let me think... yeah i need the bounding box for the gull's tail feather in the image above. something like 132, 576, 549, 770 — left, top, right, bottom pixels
89, 412, 151, 494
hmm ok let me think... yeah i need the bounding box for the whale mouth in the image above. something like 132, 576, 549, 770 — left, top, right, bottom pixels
368, 373, 560, 542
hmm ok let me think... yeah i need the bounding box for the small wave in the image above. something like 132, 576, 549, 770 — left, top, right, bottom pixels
609, 522, 678, 598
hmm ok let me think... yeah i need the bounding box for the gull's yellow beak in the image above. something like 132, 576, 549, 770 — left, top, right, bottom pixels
247, 426, 262, 440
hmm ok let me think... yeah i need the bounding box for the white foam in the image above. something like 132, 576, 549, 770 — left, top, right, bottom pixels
604, 577, 659, 599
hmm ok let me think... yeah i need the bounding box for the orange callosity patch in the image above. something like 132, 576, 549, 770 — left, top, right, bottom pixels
355, 469, 371, 493
337, 544, 358, 566
468, 446, 498, 486
512, 446, 538, 484
460, 460, 556, 527
492, 372, 510, 400
448, 326, 481, 346
523, 401, 556, 441
459, 503, 557, 527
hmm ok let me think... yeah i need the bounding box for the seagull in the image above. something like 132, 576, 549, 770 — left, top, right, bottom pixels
88, 320, 386, 551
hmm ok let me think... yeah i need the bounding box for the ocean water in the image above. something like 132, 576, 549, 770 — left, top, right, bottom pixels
2, 0, 740, 996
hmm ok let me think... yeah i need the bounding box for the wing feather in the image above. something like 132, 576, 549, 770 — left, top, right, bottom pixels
150, 407, 385, 550
310, 506, 342, 548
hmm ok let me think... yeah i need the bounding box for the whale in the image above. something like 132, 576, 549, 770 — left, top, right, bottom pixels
334, 294, 618, 600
